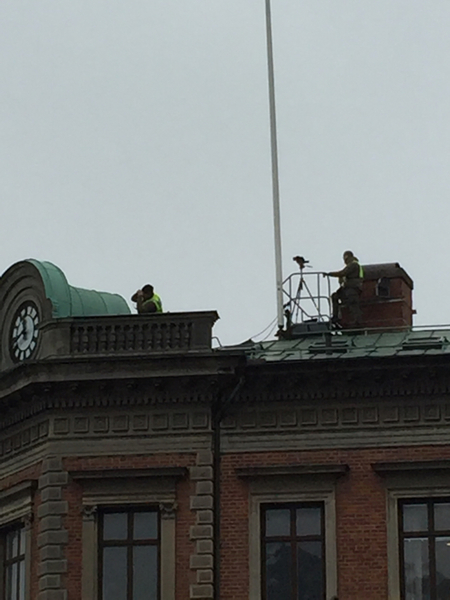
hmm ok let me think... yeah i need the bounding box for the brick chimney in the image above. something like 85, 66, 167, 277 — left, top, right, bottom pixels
340, 263, 414, 330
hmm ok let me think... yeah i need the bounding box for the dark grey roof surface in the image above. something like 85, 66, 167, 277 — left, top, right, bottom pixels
240, 328, 450, 363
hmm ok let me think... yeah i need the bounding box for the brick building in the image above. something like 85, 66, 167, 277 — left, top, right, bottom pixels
0, 258, 449, 600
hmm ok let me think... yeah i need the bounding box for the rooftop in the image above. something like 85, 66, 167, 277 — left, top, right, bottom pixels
243, 326, 450, 363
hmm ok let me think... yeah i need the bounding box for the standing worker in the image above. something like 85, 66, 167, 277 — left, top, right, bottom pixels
325, 251, 363, 325
131, 285, 163, 314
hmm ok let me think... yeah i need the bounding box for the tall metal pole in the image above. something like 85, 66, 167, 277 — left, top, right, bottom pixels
265, 0, 284, 330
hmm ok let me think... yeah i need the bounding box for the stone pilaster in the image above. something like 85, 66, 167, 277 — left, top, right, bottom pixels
189, 450, 214, 599
37, 457, 68, 600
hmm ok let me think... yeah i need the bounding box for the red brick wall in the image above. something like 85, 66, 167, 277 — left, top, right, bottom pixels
220, 445, 450, 600
4, 445, 450, 599
62, 453, 196, 600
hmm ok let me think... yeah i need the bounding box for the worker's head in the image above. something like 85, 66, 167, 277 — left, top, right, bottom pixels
343, 250, 354, 264
142, 284, 154, 299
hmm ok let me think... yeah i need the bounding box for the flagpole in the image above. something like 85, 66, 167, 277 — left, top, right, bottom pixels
264, 0, 284, 331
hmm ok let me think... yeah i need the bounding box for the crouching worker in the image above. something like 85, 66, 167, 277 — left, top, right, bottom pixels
325, 250, 363, 325
131, 284, 163, 314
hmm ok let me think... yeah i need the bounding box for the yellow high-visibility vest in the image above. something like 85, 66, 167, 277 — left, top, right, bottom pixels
143, 294, 163, 313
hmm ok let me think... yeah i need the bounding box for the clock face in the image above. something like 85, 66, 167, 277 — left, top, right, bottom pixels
9, 302, 40, 362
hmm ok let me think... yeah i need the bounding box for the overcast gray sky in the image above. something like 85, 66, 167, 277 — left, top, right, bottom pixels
1, 1, 449, 344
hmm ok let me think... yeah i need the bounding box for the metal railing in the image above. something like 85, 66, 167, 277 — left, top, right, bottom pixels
282, 270, 332, 325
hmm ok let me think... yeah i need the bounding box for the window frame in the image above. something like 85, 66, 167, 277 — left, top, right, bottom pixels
0, 481, 35, 600
71, 468, 183, 600
2, 524, 27, 600
397, 497, 450, 600
260, 501, 326, 600
246, 474, 339, 600
98, 507, 161, 600
375, 462, 450, 600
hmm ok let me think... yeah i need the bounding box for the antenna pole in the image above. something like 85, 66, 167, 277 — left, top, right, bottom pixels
265, 0, 284, 330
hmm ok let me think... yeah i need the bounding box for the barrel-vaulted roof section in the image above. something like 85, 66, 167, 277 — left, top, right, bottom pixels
26, 259, 130, 317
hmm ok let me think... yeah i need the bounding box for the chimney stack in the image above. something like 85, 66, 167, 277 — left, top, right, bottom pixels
340, 263, 414, 330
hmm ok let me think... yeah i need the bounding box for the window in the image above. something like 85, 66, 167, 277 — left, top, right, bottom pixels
399, 499, 450, 600
261, 503, 325, 600
241, 464, 342, 600
0, 480, 34, 600
99, 509, 160, 600
71, 466, 182, 600
3, 526, 26, 600
374, 460, 450, 600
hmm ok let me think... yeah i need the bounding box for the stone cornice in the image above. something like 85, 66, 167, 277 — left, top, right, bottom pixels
372, 460, 450, 476
235, 464, 349, 479
0, 350, 245, 400
0, 371, 238, 430
0, 479, 37, 499
0, 478, 37, 527
240, 353, 450, 402
2, 346, 450, 410
69, 467, 188, 480
248, 351, 450, 376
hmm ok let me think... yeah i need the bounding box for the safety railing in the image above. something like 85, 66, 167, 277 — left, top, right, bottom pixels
282, 271, 332, 325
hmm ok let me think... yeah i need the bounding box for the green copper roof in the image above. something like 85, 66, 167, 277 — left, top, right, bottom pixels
244, 328, 450, 362
27, 259, 130, 318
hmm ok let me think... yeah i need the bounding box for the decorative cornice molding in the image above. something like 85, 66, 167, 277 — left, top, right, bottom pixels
21, 512, 34, 529
0, 375, 226, 430
0, 479, 37, 500
372, 460, 450, 476
0, 421, 49, 461
159, 501, 178, 520
236, 464, 349, 479
70, 467, 188, 481
4, 397, 450, 462
221, 400, 450, 433
0, 478, 37, 528
0, 350, 242, 402
81, 505, 98, 522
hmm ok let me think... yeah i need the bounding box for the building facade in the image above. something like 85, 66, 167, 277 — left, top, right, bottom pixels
0, 259, 449, 600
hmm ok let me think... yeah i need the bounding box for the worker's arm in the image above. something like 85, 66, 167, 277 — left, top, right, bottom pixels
327, 267, 347, 278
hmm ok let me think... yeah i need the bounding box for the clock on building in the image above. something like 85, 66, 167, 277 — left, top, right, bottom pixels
9, 301, 40, 362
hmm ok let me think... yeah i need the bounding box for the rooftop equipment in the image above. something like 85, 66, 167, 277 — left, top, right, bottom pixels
281, 260, 414, 338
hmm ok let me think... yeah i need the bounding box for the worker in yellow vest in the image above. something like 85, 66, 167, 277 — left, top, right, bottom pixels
131, 284, 163, 314
325, 250, 363, 325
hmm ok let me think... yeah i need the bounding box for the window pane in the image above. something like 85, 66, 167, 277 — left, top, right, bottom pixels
296, 507, 322, 537
6, 530, 19, 560
266, 542, 292, 600
435, 504, 450, 532
403, 538, 430, 600
19, 560, 25, 600
133, 512, 158, 540
435, 537, 450, 600
6, 532, 13, 560
265, 509, 291, 537
19, 528, 26, 556
102, 547, 127, 600
5, 565, 11, 600
103, 513, 128, 540
133, 545, 158, 600
11, 530, 19, 558
298, 541, 324, 600
403, 504, 428, 533
10, 563, 18, 600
